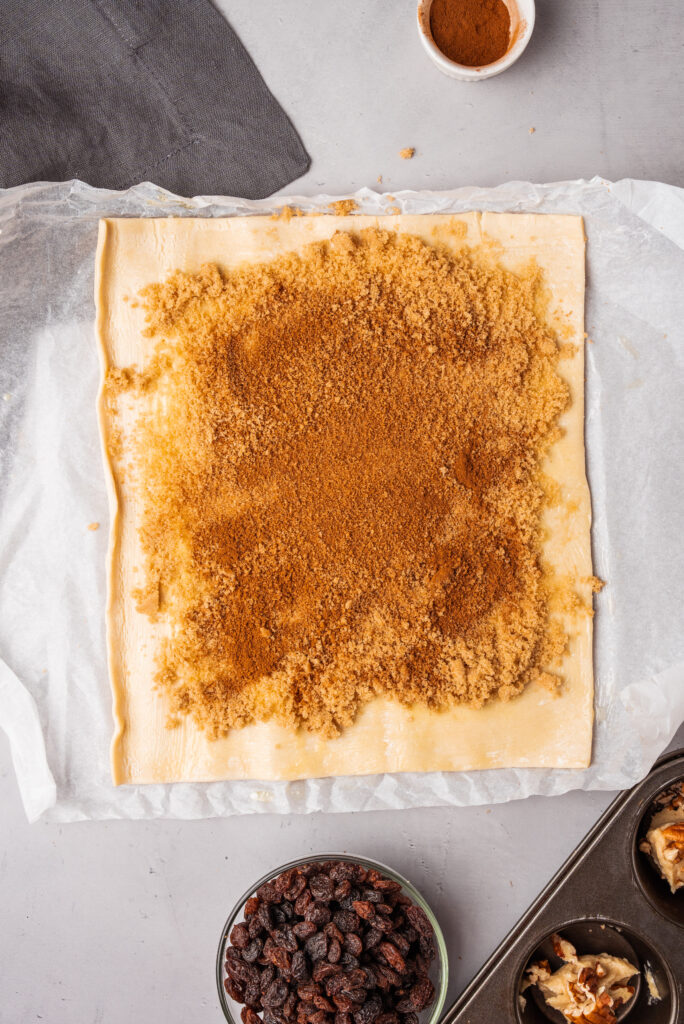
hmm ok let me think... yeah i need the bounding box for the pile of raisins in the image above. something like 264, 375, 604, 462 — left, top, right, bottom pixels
223, 860, 437, 1024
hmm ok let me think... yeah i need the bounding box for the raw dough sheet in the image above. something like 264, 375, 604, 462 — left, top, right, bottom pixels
96, 211, 593, 785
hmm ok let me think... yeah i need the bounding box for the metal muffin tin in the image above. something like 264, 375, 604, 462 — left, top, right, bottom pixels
441, 748, 684, 1024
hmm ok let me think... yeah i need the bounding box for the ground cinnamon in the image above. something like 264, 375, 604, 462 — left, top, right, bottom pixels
430, 0, 511, 68
109, 228, 570, 739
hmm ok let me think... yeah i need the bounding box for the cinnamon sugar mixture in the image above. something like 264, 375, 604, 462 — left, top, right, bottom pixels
108, 228, 571, 738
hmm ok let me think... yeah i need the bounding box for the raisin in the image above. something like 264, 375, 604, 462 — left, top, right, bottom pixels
273, 905, 289, 926
327, 938, 342, 964
343, 933, 363, 957
373, 970, 390, 993
353, 994, 382, 1024
284, 991, 299, 1019
394, 999, 414, 1014
270, 948, 293, 972
231, 923, 251, 949
399, 1014, 418, 1024
264, 1013, 286, 1024
299, 863, 319, 878
245, 897, 260, 916
243, 939, 264, 964
244, 981, 262, 1009
309, 1012, 329, 1024
406, 956, 421, 976
297, 984, 319, 1002
313, 962, 341, 983
249, 914, 265, 939
258, 903, 275, 932
242, 1008, 261, 1024
373, 879, 401, 894
257, 882, 282, 903
324, 922, 344, 943
260, 965, 277, 992
352, 901, 376, 922
306, 903, 332, 927
362, 928, 382, 951
292, 950, 310, 982
313, 995, 335, 1012
334, 880, 352, 900
333, 993, 355, 1013
404, 906, 432, 938
374, 904, 392, 917
339, 888, 361, 911
329, 863, 356, 882
413, 954, 429, 976
409, 977, 435, 1011
229, 959, 259, 987
272, 926, 298, 952
376, 1015, 399, 1024
342, 970, 368, 991
361, 967, 378, 989
264, 979, 290, 1008
340, 952, 359, 970
275, 869, 297, 895
333, 910, 362, 935
298, 1001, 318, 1017
305, 932, 329, 962
336, 1014, 353, 1024
225, 976, 246, 1001
295, 891, 314, 916
287, 874, 308, 901
309, 874, 335, 901
294, 920, 318, 941
360, 888, 383, 904
226, 947, 245, 973
418, 935, 436, 962
325, 975, 348, 997
377, 966, 402, 988
391, 934, 410, 957
343, 989, 366, 1005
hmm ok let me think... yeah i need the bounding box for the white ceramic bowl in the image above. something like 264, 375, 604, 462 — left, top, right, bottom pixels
417, 0, 536, 81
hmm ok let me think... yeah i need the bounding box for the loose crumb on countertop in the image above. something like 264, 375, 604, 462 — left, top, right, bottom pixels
399, 147, 415, 160
106, 228, 577, 739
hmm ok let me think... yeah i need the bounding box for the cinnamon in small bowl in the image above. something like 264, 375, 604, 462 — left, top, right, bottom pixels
417, 0, 535, 81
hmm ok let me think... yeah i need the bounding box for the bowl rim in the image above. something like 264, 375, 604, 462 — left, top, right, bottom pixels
216, 852, 449, 1024
416, 0, 536, 81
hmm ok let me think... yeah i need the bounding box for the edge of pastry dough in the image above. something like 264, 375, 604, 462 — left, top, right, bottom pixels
95, 220, 129, 783
95, 212, 594, 785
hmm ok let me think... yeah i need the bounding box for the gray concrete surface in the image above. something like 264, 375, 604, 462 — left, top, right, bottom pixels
2, 2, 683, 1021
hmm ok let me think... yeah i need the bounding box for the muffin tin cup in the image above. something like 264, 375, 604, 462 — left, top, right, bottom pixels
441, 748, 684, 1024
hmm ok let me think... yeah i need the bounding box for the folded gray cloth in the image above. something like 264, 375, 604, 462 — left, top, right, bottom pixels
0, 0, 310, 197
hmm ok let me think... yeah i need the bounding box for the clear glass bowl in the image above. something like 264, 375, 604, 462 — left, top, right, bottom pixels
216, 853, 449, 1024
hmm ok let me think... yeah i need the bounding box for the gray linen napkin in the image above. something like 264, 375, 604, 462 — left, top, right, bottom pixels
0, 0, 310, 197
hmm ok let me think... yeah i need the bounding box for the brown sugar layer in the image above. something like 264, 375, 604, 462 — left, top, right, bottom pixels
107, 228, 571, 738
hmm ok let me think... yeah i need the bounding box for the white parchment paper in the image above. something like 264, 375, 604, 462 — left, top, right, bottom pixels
1, 177, 683, 823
